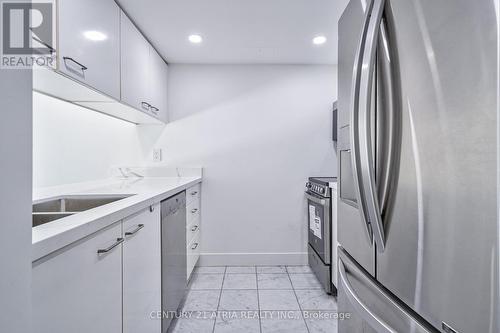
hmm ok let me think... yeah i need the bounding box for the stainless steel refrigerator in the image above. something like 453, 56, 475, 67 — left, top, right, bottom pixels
337, 1, 498, 332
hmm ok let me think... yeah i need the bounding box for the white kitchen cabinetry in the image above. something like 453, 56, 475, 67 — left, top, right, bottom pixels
32, 222, 123, 333
33, 202, 164, 333
58, 0, 121, 100
33, 4, 167, 125
123, 204, 161, 333
149, 48, 169, 122
186, 184, 201, 280
121, 12, 168, 121
120, 12, 151, 115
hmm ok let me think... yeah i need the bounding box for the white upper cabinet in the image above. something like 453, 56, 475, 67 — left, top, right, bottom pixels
121, 11, 168, 121
120, 12, 151, 114
149, 48, 169, 122
57, 0, 121, 100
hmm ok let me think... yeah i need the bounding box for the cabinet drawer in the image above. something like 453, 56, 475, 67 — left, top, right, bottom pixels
187, 231, 201, 280
186, 199, 200, 226
186, 184, 200, 205
187, 218, 201, 244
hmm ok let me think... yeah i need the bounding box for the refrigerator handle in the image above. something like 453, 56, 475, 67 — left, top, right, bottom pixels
376, 17, 402, 233
349, 0, 375, 245
357, 0, 387, 252
339, 257, 397, 333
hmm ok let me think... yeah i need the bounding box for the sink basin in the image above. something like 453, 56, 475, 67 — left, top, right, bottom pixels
33, 194, 133, 213
32, 194, 134, 227
33, 213, 75, 227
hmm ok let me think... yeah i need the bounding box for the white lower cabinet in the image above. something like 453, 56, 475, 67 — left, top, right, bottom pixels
123, 204, 161, 333
186, 184, 202, 280
187, 229, 201, 279
32, 203, 163, 333
32, 222, 123, 333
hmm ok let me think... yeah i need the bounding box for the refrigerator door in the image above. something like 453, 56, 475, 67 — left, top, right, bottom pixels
338, 248, 437, 333
337, 0, 376, 276
374, 1, 498, 332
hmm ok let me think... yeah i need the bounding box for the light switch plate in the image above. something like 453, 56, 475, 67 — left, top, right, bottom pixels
153, 148, 162, 162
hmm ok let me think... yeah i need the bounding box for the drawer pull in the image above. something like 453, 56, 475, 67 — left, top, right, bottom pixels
149, 205, 155, 212
125, 224, 145, 236
191, 243, 199, 250
190, 191, 198, 196
97, 238, 124, 254
191, 225, 199, 232
191, 208, 198, 214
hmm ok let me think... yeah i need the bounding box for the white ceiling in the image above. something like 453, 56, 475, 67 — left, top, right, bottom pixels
116, 0, 350, 65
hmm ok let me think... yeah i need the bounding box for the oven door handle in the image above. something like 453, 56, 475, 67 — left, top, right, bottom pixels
305, 192, 327, 205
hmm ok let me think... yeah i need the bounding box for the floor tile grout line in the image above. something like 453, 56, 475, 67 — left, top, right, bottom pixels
287, 270, 311, 333
212, 266, 227, 333
255, 266, 263, 333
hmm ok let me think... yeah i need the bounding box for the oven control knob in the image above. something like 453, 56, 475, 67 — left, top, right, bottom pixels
319, 188, 325, 194
306, 182, 311, 189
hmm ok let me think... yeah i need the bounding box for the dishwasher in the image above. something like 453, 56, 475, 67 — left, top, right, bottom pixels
161, 191, 187, 332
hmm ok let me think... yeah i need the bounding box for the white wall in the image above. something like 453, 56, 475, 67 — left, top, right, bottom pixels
33, 92, 145, 188
139, 64, 337, 265
0, 66, 32, 331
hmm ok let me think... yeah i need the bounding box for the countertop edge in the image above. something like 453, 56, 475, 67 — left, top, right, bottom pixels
32, 177, 202, 262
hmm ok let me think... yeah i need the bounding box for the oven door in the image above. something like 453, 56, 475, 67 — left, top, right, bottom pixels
306, 192, 330, 264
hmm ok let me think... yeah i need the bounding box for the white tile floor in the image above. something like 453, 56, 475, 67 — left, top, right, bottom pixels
170, 266, 339, 333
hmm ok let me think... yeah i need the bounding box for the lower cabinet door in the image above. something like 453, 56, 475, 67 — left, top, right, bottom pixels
32, 222, 123, 333
123, 204, 161, 333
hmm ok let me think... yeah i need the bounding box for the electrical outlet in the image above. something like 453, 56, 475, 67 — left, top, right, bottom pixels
153, 149, 162, 163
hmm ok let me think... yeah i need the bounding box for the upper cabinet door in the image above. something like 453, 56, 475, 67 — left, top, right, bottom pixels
120, 12, 151, 114
58, 0, 120, 100
149, 48, 169, 122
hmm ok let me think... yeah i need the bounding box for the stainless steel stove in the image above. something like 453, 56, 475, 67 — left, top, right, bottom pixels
305, 177, 337, 295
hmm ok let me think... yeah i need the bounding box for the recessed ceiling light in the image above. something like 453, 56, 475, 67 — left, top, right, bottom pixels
312, 36, 327, 45
83, 30, 108, 41
188, 34, 203, 44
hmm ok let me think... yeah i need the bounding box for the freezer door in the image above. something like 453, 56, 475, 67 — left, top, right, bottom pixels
375, 1, 498, 332
337, 0, 376, 276
338, 248, 437, 333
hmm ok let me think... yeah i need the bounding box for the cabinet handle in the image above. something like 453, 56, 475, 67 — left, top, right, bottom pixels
32, 36, 55, 54
141, 101, 151, 111
191, 243, 199, 250
97, 238, 124, 254
149, 205, 155, 212
63, 57, 88, 71
150, 106, 159, 116
190, 191, 198, 196
125, 224, 145, 236
191, 208, 198, 214
191, 225, 199, 232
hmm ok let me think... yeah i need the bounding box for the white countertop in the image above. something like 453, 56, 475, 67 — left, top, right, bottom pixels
32, 176, 201, 261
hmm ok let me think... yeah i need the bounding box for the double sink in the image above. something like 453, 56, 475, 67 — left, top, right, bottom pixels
33, 195, 133, 227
